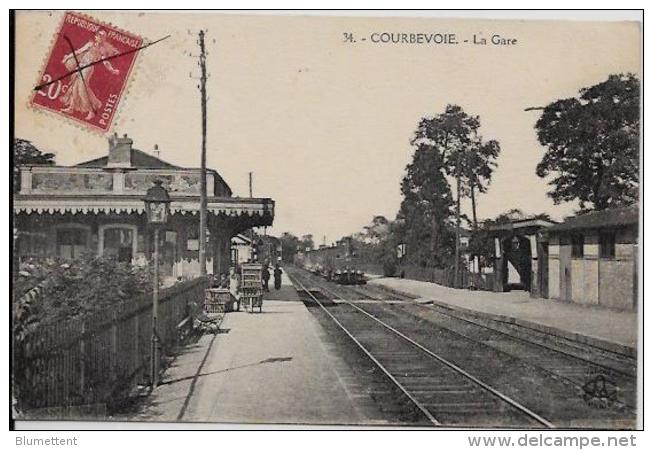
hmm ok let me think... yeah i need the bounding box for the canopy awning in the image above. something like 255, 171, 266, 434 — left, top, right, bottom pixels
13, 194, 274, 223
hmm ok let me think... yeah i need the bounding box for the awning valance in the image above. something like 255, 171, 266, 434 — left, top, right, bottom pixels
13, 195, 274, 219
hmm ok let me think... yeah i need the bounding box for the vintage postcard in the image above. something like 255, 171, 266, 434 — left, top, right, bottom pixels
11, 10, 641, 432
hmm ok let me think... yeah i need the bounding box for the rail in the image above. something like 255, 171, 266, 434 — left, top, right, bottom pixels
347, 283, 637, 413
287, 272, 440, 426
289, 268, 555, 428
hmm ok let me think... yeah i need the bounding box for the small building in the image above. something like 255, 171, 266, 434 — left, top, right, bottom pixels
14, 133, 274, 282
231, 234, 254, 265
459, 228, 471, 251
487, 217, 557, 296
546, 205, 638, 311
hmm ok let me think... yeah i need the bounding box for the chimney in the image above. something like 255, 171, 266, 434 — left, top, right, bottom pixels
153, 144, 160, 159
107, 133, 133, 168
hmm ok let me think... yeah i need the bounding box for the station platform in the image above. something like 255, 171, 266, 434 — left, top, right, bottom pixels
260, 268, 300, 301
124, 271, 385, 426
369, 276, 638, 356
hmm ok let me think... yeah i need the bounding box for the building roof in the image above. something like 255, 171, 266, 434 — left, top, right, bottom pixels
548, 205, 639, 233
19, 134, 234, 198
459, 228, 472, 238
487, 217, 558, 233
75, 148, 181, 169
74, 150, 234, 197
232, 234, 254, 245
258, 235, 280, 244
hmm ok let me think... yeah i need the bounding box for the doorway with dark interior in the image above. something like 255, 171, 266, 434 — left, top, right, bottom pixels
501, 235, 532, 292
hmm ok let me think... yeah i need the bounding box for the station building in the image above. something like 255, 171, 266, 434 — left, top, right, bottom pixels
487, 217, 557, 297
546, 205, 638, 311
231, 234, 254, 265
484, 206, 639, 311
13, 133, 274, 283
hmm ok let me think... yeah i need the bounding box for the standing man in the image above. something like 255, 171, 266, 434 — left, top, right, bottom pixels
229, 266, 241, 312
274, 263, 282, 290
262, 264, 270, 292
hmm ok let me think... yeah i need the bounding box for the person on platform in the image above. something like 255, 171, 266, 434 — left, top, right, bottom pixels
274, 263, 282, 290
262, 264, 270, 292
229, 266, 241, 311
208, 273, 220, 288
218, 272, 229, 288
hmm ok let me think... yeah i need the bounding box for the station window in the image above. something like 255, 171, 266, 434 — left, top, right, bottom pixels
600, 231, 616, 259
57, 228, 88, 259
571, 234, 584, 258
186, 228, 210, 251
103, 227, 134, 263
18, 232, 48, 260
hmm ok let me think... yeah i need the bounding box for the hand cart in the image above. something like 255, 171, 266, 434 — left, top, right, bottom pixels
241, 263, 263, 313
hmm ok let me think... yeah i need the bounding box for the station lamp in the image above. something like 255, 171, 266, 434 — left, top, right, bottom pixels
143, 179, 171, 387
143, 179, 171, 225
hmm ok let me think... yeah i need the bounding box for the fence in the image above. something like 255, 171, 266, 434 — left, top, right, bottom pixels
13, 277, 208, 417
357, 262, 494, 291
402, 265, 495, 290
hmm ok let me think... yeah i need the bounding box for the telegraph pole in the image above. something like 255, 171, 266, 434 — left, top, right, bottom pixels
454, 153, 461, 289
198, 30, 208, 276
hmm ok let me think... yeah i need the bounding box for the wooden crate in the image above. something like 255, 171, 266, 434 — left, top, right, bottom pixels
204, 288, 232, 313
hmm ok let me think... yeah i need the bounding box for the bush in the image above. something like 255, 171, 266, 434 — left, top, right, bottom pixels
14, 256, 155, 338
382, 256, 397, 277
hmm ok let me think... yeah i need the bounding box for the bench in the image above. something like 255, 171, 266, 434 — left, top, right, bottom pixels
176, 315, 193, 343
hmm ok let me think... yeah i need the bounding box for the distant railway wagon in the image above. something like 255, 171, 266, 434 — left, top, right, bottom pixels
295, 238, 366, 285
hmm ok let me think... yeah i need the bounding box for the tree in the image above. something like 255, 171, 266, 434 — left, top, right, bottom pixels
279, 232, 301, 262
300, 234, 315, 252
464, 138, 501, 228
347, 216, 394, 266
399, 141, 455, 268
408, 105, 500, 282
13, 138, 56, 190
360, 216, 390, 245
535, 73, 639, 210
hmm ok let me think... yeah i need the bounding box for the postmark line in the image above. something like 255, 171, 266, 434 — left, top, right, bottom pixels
61, 35, 96, 114
33, 34, 171, 92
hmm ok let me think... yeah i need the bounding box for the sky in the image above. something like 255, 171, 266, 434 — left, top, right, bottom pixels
14, 11, 641, 244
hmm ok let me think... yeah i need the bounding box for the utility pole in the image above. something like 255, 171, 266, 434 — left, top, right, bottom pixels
198, 30, 208, 277
454, 152, 461, 289
249, 171, 253, 197
470, 181, 479, 274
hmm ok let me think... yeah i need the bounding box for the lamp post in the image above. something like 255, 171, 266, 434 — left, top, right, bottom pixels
143, 180, 171, 387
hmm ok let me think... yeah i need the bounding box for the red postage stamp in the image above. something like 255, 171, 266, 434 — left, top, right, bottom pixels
30, 12, 143, 133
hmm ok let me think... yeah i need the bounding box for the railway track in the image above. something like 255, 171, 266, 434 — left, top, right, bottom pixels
351, 283, 636, 374
287, 268, 554, 428
288, 266, 637, 429
341, 281, 638, 413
